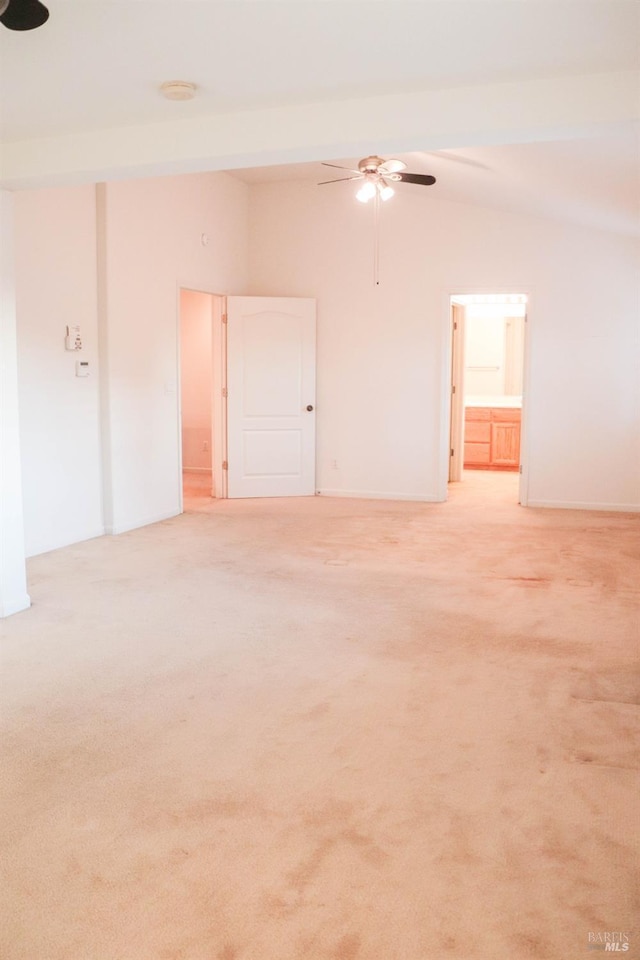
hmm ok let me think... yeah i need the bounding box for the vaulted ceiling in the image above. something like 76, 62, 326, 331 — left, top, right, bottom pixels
1, 1, 638, 235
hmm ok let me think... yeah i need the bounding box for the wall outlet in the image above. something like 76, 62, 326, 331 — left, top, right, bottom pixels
330, 459, 338, 470
203, 440, 209, 452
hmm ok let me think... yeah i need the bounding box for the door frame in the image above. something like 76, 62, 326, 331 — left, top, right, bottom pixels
448, 302, 466, 483
438, 287, 533, 506
176, 285, 228, 512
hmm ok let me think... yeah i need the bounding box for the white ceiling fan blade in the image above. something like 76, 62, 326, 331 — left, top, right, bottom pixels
378, 158, 406, 175
321, 161, 362, 175
318, 176, 363, 185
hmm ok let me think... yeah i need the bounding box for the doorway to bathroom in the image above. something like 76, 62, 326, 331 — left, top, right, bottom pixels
448, 293, 528, 503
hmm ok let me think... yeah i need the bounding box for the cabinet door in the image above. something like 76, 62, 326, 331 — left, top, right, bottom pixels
465, 407, 491, 421
464, 442, 491, 465
465, 420, 491, 443
491, 421, 520, 466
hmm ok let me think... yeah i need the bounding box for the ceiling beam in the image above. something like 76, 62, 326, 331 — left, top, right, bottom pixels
1, 70, 638, 189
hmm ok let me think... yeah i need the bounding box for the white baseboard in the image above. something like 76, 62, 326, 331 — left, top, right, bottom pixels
0, 593, 31, 618
317, 488, 442, 503
527, 499, 640, 514
26, 526, 106, 559
105, 509, 181, 536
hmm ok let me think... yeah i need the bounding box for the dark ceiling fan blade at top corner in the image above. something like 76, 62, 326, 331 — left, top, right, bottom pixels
0, 0, 49, 30
397, 172, 437, 186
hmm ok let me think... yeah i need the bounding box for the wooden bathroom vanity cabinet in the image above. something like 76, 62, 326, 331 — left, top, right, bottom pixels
464, 406, 521, 470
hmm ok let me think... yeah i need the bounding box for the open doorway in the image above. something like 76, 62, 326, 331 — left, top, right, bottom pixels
178, 289, 226, 509
449, 293, 527, 503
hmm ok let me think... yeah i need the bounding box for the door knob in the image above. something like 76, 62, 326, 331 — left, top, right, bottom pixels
306, 405, 314, 412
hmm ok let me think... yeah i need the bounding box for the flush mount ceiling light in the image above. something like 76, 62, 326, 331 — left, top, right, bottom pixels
160, 81, 197, 101
0, 0, 49, 30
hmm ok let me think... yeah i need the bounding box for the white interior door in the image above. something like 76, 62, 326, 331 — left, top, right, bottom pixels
226, 296, 316, 498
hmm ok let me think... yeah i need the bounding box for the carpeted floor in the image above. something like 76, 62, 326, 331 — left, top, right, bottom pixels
1, 473, 638, 960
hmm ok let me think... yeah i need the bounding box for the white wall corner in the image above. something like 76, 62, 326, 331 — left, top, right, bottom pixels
0, 594, 31, 618
0, 190, 30, 617
105, 509, 182, 537
96, 182, 113, 535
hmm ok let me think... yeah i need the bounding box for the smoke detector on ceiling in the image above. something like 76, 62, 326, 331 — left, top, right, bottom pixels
160, 81, 197, 101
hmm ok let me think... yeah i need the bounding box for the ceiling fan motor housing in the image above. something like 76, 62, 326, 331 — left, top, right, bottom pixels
358, 156, 386, 174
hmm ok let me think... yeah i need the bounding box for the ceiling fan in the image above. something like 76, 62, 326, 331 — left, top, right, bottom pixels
0, 0, 49, 30
318, 156, 436, 285
318, 155, 436, 202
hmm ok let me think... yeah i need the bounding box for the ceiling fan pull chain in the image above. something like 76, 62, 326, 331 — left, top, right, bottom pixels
374, 191, 381, 287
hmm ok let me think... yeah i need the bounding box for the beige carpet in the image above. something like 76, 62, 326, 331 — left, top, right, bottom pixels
1, 473, 638, 960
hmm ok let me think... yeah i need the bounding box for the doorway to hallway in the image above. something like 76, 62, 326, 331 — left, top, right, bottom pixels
178, 288, 226, 509
178, 292, 317, 508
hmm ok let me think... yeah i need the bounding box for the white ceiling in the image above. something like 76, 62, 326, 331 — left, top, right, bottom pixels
228, 134, 640, 237
0, 1, 638, 235
1, 1, 638, 142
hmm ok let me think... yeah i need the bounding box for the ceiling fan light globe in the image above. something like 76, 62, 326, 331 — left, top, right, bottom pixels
356, 181, 376, 202
379, 185, 395, 201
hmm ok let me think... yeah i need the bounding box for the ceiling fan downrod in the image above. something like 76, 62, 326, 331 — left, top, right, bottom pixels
318, 154, 437, 286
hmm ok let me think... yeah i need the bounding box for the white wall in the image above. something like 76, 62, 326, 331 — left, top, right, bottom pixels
13, 171, 248, 557
248, 181, 640, 510
464, 309, 508, 397
102, 171, 248, 532
0, 191, 30, 615
11, 168, 639, 574
14, 185, 104, 557
464, 304, 526, 398
180, 289, 213, 471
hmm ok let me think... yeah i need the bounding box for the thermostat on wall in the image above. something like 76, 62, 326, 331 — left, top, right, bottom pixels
75, 360, 90, 378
